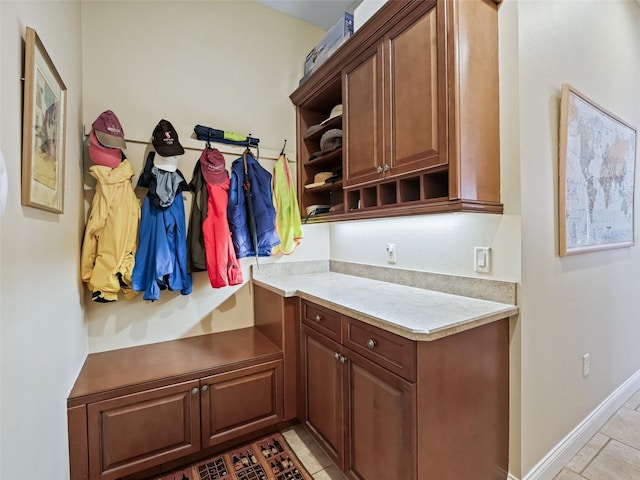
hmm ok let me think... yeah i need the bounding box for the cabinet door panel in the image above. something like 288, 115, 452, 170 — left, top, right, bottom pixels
388, 5, 445, 175
301, 326, 345, 468
201, 360, 283, 447
87, 380, 201, 480
346, 350, 416, 480
344, 44, 384, 187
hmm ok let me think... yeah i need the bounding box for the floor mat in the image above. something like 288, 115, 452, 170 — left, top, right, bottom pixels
153, 432, 312, 480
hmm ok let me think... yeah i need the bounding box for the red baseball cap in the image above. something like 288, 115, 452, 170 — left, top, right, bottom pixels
199, 148, 228, 185
89, 130, 121, 168
92, 110, 127, 150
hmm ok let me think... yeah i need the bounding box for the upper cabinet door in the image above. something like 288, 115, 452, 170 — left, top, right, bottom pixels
343, 43, 385, 188
344, 2, 444, 189
386, 4, 446, 177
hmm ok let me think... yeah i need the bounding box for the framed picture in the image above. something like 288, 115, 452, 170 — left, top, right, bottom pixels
21, 26, 67, 213
559, 84, 636, 256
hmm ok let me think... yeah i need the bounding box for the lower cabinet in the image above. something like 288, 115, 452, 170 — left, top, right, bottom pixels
301, 326, 344, 467
85, 360, 283, 480
68, 328, 284, 480
346, 349, 416, 480
300, 300, 509, 480
301, 324, 415, 480
87, 380, 202, 480
201, 360, 283, 447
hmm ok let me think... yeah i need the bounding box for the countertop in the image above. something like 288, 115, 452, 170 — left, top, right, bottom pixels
252, 269, 519, 341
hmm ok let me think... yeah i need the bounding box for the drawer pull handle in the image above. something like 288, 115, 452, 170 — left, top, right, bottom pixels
367, 339, 377, 349
201, 385, 209, 393
314, 314, 322, 322
191, 387, 199, 395
334, 352, 348, 364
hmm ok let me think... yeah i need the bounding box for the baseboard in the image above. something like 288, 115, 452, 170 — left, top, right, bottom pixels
513, 368, 640, 480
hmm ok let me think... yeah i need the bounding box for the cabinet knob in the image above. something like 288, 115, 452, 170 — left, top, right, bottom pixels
334, 352, 341, 361
201, 385, 209, 393
367, 339, 377, 350
191, 387, 200, 395
383, 164, 391, 172
376, 166, 384, 174
339, 354, 348, 364
314, 314, 322, 322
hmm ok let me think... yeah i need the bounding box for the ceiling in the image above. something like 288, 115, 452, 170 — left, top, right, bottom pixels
255, 0, 361, 30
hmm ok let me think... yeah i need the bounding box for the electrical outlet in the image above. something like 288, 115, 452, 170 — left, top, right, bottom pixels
474, 247, 491, 273
386, 243, 396, 264
583, 353, 590, 377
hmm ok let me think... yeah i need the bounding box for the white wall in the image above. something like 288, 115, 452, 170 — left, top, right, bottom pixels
80, 1, 330, 353
518, 1, 640, 477
3, 2, 639, 480
330, 212, 520, 281
0, 2, 86, 479
0, 3, 4, 475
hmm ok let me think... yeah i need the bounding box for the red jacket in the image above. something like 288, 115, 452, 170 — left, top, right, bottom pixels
203, 179, 243, 288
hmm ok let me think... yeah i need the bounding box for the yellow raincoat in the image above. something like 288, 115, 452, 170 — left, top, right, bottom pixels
81, 159, 140, 301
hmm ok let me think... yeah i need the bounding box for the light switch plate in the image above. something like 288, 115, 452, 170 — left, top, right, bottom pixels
474, 247, 490, 273
386, 243, 396, 264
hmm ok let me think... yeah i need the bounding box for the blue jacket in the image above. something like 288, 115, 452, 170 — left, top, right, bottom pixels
132, 190, 192, 301
228, 152, 280, 258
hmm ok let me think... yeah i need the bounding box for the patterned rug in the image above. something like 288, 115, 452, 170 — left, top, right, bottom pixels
153, 432, 311, 480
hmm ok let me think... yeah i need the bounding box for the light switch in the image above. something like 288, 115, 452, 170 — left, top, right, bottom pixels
474, 247, 491, 273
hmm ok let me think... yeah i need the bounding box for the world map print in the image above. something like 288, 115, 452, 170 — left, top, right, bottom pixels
561, 85, 636, 255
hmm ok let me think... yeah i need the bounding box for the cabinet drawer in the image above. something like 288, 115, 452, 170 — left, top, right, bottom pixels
343, 317, 416, 382
302, 301, 342, 342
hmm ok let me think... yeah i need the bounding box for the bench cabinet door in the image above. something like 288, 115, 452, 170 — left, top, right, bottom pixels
87, 379, 201, 480
200, 360, 283, 447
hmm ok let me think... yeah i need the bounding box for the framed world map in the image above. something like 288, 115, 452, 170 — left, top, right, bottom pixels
559, 84, 636, 256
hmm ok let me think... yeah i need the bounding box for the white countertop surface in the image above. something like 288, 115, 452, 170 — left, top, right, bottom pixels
252, 271, 519, 341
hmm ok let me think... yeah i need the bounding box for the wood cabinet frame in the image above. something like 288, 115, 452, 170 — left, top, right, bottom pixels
299, 299, 509, 480
290, 0, 502, 222
67, 328, 284, 480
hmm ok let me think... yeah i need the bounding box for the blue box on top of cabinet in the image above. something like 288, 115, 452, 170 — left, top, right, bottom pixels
302, 12, 354, 82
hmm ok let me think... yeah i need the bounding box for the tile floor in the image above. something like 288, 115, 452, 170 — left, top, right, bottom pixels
281, 424, 347, 480
282, 388, 640, 480
554, 388, 640, 480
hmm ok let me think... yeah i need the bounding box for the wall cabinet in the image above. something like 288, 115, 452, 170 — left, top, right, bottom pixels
299, 299, 509, 480
291, 0, 502, 221
344, 2, 444, 188
68, 328, 284, 480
